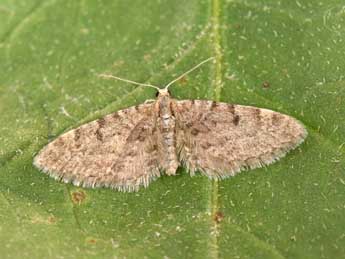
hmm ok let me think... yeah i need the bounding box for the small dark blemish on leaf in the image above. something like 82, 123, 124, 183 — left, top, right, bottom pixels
214, 211, 224, 223
87, 238, 97, 244
262, 81, 270, 89
48, 215, 57, 224
234, 23, 241, 29
71, 190, 86, 205
178, 76, 188, 85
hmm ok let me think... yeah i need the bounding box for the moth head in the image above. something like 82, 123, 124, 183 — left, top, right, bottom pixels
156, 88, 171, 97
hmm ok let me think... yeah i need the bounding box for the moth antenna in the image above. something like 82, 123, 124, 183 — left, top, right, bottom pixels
99, 74, 161, 91
164, 57, 215, 90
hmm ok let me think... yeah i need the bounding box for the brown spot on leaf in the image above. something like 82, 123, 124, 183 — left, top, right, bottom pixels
178, 76, 188, 85
31, 214, 58, 224
214, 211, 224, 223
71, 190, 86, 205
234, 23, 241, 29
262, 81, 270, 88
48, 216, 57, 224
87, 238, 97, 244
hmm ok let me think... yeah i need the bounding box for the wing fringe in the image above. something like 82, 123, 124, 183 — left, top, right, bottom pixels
33, 155, 160, 192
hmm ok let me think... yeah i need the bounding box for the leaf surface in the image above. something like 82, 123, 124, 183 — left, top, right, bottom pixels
0, 0, 344, 258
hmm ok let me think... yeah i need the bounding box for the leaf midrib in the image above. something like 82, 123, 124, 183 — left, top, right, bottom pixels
208, 0, 221, 258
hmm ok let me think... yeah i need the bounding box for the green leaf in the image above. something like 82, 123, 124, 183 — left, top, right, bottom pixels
1, 0, 344, 258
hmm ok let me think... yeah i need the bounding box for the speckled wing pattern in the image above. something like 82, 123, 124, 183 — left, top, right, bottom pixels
34, 103, 160, 191
34, 93, 307, 192
173, 100, 307, 178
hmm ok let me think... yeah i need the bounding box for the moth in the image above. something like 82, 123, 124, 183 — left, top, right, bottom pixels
34, 57, 307, 192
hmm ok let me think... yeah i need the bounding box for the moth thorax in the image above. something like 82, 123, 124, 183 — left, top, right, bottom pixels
156, 97, 178, 175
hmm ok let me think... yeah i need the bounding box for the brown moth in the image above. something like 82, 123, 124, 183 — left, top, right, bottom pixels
33, 58, 307, 192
